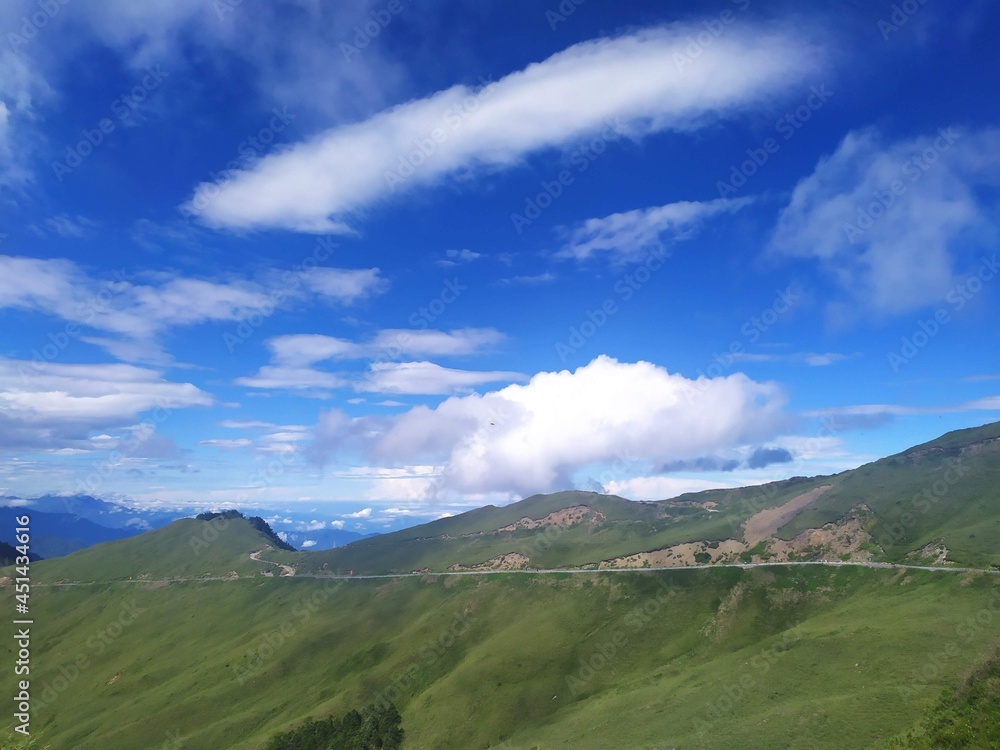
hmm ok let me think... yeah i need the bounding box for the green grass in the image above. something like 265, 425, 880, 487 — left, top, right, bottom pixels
3, 567, 999, 749
20, 517, 306, 583
879, 644, 1000, 749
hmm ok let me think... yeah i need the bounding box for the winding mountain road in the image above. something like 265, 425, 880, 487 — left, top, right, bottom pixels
32, 558, 1000, 586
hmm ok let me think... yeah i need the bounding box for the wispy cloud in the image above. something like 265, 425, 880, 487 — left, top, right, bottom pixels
0, 255, 386, 364
558, 197, 752, 262
186, 23, 825, 232
770, 126, 1000, 318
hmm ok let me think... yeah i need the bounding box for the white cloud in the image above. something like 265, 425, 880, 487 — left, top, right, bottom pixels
603, 476, 754, 501
263, 327, 504, 367
199, 438, 251, 449
0, 255, 387, 364
0, 48, 51, 189
770, 126, 1000, 317
0, 358, 211, 450
805, 397, 1000, 420
312, 355, 790, 496
359, 361, 526, 395
237, 328, 510, 395
219, 420, 275, 429
559, 197, 752, 262
498, 273, 556, 286
235, 366, 345, 393
301, 539, 317, 548
344, 507, 373, 519
436, 249, 482, 267
186, 23, 825, 232
303, 268, 388, 304
330, 520, 345, 530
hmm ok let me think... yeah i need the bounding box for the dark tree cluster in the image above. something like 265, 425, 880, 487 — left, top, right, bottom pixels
195, 510, 244, 521
248, 515, 297, 551
265, 703, 403, 750
192, 510, 296, 551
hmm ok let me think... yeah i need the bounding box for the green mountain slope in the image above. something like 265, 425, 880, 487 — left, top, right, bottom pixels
14, 421, 1000, 585
296, 421, 1000, 575
3, 567, 999, 749
23, 514, 302, 583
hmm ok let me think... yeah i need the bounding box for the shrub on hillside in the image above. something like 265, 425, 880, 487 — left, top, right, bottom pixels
265, 702, 403, 750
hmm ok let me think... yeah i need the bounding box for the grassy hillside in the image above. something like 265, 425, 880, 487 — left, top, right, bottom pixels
880, 645, 1000, 749
15, 422, 1000, 584
3, 568, 999, 749
294, 478, 831, 575
289, 423, 1000, 575
21, 515, 303, 583
777, 421, 1000, 566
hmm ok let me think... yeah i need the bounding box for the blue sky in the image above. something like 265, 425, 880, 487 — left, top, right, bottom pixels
0, 0, 998, 533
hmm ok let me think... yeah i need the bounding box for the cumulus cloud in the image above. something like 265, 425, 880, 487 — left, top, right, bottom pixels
559, 197, 752, 262
186, 23, 825, 232
770, 126, 1000, 317
0, 255, 386, 364
311, 356, 790, 496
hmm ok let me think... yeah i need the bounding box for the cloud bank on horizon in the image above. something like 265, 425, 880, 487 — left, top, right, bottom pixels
0, 0, 998, 529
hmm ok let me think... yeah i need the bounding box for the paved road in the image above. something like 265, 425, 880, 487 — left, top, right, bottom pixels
32, 559, 1000, 587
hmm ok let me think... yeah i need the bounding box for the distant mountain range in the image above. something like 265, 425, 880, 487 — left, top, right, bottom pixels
0, 494, 378, 557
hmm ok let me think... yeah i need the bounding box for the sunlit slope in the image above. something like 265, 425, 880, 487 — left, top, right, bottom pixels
776, 420, 1000, 566
301, 421, 1000, 573
20, 516, 304, 583
296, 479, 832, 574
3, 568, 999, 749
